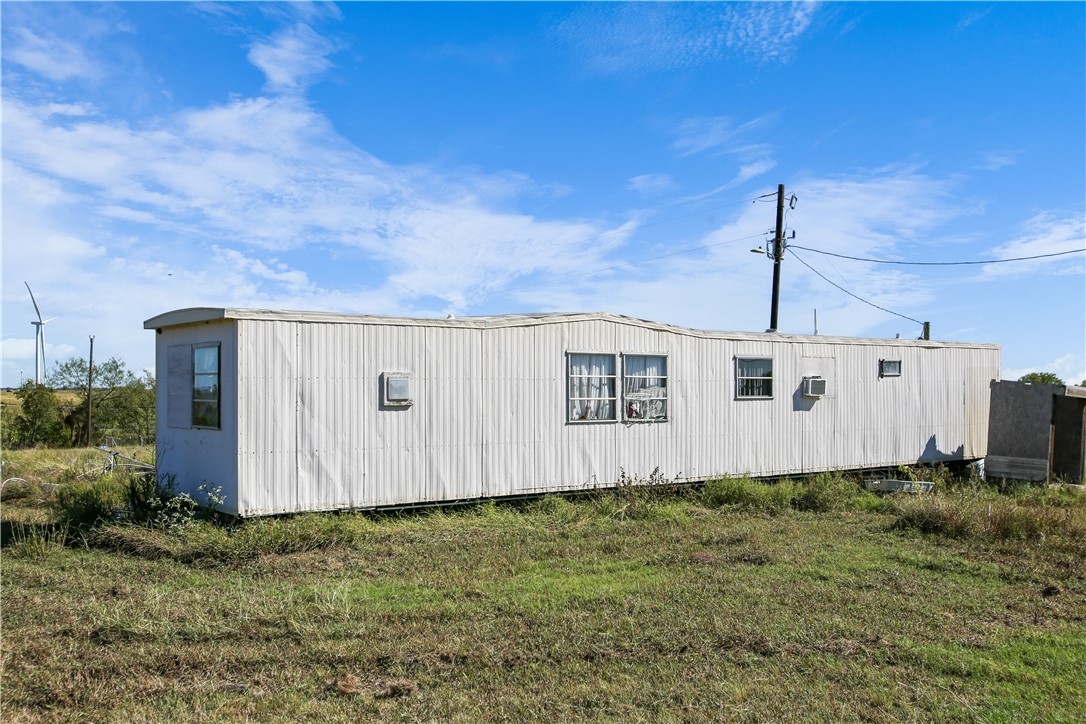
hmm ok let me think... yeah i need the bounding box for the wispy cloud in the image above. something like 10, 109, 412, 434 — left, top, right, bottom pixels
957, 7, 992, 32
976, 150, 1018, 171
671, 113, 778, 158
627, 173, 677, 196
6, 27, 102, 81
670, 113, 779, 197
3, 86, 624, 318
514, 168, 959, 339
981, 212, 1086, 279
557, 2, 818, 74
248, 23, 339, 93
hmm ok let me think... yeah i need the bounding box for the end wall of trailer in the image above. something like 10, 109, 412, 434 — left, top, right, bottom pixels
154, 321, 240, 515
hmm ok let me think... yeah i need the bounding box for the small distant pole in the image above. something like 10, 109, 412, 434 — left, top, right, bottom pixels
813, 309, 819, 335
922, 322, 930, 341
87, 336, 94, 447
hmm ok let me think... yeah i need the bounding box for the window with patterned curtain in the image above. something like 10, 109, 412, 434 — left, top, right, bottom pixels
623, 354, 668, 421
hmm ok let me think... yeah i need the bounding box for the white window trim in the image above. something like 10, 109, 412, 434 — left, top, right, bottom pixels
567, 351, 618, 423
622, 352, 669, 423
735, 356, 774, 400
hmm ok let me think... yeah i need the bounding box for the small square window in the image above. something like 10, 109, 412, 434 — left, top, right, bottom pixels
383, 372, 413, 407
568, 353, 617, 422
623, 354, 668, 421
879, 359, 902, 378
736, 357, 773, 399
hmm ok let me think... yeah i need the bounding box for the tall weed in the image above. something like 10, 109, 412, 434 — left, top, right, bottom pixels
794, 472, 861, 512
892, 492, 1086, 553
54, 478, 126, 528
701, 475, 796, 513
6, 522, 69, 558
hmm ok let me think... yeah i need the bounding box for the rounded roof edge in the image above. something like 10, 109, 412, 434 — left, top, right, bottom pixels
143, 307, 999, 350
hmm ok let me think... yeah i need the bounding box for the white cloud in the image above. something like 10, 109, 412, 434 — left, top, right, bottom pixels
6, 27, 101, 81
212, 248, 313, 293
512, 168, 956, 339
980, 212, 1086, 280
977, 150, 1017, 171
627, 174, 677, 196
1003, 355, 1085, 386
1, 336, 79, 381
248, 24, 338, 93
2, 81, 632, 368
724, 1, 818, 63
557, 2, 818, 74
672, 113, 778, 158
683, 159, 778, 203
957, 8, 992, 32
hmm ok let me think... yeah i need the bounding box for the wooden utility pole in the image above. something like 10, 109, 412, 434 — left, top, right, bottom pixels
87, 336, 94, 447
769, 183, 786, 332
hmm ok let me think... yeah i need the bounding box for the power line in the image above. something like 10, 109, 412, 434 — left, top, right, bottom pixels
788, 244, 1086, 266
787, 248, 924, 326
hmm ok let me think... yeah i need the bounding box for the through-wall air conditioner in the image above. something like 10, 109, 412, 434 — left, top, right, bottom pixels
802, 376, 827, 399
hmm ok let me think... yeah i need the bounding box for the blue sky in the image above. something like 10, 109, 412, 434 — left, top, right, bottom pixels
3, 1, 1084, 388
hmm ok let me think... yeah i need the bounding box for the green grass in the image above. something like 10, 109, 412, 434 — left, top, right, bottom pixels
2, 464, 1085, 721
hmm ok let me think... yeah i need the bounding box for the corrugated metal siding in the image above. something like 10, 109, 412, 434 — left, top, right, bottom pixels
361, 325, 485, 508
165, 312, 999, 516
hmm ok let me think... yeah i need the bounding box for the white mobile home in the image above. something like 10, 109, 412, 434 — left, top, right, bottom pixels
145, 308, 1000, 517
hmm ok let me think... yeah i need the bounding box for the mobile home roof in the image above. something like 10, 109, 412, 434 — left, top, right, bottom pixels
144, 307, 998, 351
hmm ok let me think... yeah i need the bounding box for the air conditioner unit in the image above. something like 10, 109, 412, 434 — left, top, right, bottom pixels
802, 376, 827, 399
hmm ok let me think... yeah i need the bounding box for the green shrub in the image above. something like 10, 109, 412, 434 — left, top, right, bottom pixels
892, 494, 977, 539
794, 472, 860, 512
124, 473, 177, 523
54, 478, 126, 528
1, 479, 40, 502
701, 475, 796, 513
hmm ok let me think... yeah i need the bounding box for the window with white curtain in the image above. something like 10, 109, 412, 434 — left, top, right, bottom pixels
736, 357, 773, 399
623, 354, 668, 421
568, 353, 617, 421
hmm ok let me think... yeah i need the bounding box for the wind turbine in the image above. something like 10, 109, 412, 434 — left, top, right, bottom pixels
25, 282, 55, 385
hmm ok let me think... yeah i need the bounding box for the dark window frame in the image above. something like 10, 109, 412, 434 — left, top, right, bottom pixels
879, 359, 902, 378
192, 343, 221, 429
736, 357, 774, 399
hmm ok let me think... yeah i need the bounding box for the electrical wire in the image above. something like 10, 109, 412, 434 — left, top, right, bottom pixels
788, 244, 1086, 266
787, 248, 925, 326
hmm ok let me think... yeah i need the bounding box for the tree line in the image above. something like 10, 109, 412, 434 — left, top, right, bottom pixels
3, 357, 155, 449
